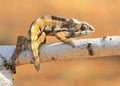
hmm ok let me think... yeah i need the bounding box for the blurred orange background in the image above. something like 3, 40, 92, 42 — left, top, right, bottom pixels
0, 0, 120, 86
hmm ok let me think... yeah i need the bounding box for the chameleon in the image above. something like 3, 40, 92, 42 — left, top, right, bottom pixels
11, 15, 95, 71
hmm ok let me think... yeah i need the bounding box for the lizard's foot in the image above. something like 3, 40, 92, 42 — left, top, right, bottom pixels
33, 56, 40, 71
68, 40, 76, 47
1, 57, 16, 74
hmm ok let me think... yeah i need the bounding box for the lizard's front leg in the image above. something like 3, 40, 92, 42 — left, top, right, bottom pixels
55, 31, 75, 47
38, 32, 46, 44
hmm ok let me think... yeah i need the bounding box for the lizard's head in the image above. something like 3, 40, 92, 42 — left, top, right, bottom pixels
68, 19, 95, 37
78, 22, 95, 36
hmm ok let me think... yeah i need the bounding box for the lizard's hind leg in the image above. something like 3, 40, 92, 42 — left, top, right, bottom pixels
31, 32, 46, 71
11, 36, 28, 62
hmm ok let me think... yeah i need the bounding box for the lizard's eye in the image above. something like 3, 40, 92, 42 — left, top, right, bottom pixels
80, 24, 87, 31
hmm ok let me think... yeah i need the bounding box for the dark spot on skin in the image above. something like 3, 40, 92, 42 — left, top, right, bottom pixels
87, 43, 94, 56
79, 32, 82, 36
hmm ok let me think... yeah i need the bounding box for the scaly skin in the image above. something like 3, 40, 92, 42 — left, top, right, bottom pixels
11, 15, 95, 71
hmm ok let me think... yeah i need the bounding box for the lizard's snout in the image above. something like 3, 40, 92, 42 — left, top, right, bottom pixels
89, 25, 95, 33
89, 26, 95, 32
80, 22, 95, 33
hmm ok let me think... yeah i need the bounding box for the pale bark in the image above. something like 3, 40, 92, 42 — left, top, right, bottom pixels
0, 36, 120, 85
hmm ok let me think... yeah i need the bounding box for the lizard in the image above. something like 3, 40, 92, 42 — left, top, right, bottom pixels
11, 15, 95, 71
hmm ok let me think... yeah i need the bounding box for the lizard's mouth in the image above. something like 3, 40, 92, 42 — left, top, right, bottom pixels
73, 29, 94, 37
81, 30, 94, 36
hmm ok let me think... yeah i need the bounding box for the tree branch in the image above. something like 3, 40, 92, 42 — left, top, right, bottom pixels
14, 35, 120, 65
0, 36, 120, 85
